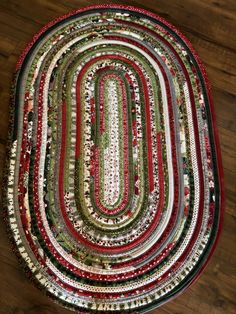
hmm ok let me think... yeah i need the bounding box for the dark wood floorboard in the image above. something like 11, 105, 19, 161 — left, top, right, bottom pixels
0, 1, 235, 313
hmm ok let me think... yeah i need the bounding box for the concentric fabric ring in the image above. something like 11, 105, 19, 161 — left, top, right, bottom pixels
4, 5, 224, 313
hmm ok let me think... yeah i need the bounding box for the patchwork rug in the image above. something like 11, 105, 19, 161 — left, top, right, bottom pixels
4, 5, 224, 313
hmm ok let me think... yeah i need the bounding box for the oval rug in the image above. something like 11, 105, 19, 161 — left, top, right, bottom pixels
3, 4, 224, 313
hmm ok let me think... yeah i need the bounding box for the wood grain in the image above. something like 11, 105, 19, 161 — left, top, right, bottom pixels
0, 1, 235, 313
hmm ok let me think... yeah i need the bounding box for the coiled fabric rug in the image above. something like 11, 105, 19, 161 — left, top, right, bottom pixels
3, 4, 224, 313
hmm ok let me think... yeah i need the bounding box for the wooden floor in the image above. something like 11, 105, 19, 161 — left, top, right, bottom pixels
0, 1, 235, 313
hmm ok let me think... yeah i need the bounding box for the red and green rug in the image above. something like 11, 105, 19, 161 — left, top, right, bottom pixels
3, 5, 224, 313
